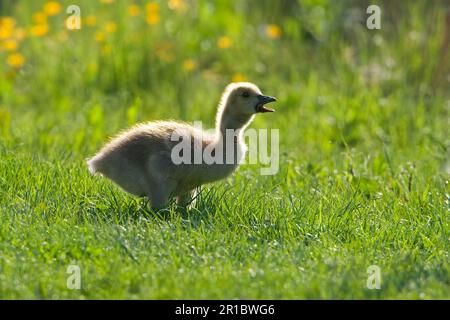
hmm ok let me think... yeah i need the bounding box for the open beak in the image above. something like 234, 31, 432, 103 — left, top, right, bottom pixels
256, 95, 277, 113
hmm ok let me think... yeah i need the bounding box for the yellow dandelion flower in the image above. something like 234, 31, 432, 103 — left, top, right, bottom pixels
85, 15, 97, 26
168, 0, 186, 12
182, 59, 196, 71
43, 1, 61, 16
7, 52, 25, 68
0, 17, 16, 29
217, 36, 232, 49
146, 2, 160, 25
128, 4, 140, 17
0, 26, 12, 39
32, 12, 47, 24
3, 39, 18, 51
232, 73, 246, 82
105, 22, 117, 33
30, 24, 49, 37
265, 24, 282, 39
146, 13, 160, 25
95, 31, 105, 42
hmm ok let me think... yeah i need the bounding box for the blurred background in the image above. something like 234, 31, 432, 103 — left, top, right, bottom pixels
0, 0, 448, 170
0, 0, 449, 300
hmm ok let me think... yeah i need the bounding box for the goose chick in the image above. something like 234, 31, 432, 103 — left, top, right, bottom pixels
87, 82, 276, 209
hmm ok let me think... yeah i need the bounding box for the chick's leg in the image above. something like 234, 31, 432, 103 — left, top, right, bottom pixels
176, 190, 194, 207
147, 178, 176, 210
177, 188, 201, 208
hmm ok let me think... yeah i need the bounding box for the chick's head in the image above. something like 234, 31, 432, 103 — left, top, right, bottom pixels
222, 82, 276, 117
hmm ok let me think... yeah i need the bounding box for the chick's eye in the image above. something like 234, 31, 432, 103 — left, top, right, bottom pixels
242, 91, 250, 98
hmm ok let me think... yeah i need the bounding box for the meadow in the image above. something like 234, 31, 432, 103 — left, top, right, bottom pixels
0, 0, 448, 299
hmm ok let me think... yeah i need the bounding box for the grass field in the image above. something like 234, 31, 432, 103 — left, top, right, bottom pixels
0, 0, 449, 299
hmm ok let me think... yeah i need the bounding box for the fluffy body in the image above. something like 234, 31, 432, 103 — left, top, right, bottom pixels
87, 82, 275, 208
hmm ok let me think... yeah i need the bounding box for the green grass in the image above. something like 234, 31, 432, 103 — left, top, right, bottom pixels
0, 0, 449, 299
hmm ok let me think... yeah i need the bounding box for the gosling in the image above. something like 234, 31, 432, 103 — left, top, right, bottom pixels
87, 82, 276, 209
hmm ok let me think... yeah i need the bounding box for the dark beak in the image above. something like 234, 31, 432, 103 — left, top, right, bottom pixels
256, 95, 276, 113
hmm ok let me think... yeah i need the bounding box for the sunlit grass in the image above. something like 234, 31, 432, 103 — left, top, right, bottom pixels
0, 0, 448, 299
